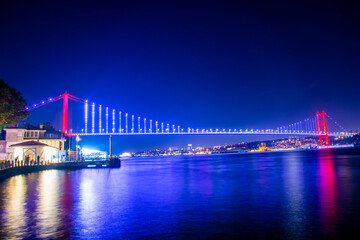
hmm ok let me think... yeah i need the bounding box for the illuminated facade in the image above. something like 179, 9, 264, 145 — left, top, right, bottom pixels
10, 141, 59, 163
4, 123, 66, 162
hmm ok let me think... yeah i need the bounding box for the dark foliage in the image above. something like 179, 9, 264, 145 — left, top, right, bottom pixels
0, 79, 30, 130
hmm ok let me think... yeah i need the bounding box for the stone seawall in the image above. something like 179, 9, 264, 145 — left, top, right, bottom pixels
0, 159, 121, 181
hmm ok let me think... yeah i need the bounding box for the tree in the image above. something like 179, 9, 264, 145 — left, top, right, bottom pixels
0, 79, 30, 130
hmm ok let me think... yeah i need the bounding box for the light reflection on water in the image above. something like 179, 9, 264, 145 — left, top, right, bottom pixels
2, 176, 28, 239
0, 148, 360, 239
283, 153, 306, 239
317, 151, 340, 238
36, 171, 61, 238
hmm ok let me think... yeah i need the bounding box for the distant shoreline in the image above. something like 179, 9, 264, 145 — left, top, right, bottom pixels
123, 144, 357, 159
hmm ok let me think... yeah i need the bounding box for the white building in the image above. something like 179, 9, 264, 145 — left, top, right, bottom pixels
4, 125, 66, 163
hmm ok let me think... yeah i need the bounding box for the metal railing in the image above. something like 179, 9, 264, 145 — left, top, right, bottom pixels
0, 159, 57, 170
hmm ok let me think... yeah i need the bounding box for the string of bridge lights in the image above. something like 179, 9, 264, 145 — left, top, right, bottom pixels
25, 94, 351, 137
25, 95, 63, 111
81, 99, 186, 136
78, 102, 350, 136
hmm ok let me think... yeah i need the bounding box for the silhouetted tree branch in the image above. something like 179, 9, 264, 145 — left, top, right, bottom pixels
0, 79, 30, 130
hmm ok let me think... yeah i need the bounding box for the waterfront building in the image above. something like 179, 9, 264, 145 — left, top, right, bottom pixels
4, 123, 66, 163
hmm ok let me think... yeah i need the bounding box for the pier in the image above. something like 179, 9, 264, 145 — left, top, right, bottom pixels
0, 158, 121, 181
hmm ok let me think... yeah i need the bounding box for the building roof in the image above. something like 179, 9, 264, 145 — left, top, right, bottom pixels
9, 141, 56, 148
4, 128, 26, 131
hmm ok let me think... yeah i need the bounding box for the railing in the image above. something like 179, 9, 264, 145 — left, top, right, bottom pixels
0, 159, 56, 170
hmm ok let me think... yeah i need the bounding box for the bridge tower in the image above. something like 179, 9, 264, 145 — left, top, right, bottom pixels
62, 92, 69, 135
316, 111, 329, 146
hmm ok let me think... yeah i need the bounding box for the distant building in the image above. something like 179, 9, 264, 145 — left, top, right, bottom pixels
81, 148, 107, 160
4, 122, 66, 163
187, 144, 192, 151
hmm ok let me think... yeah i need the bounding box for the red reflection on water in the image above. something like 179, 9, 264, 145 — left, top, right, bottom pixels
317, 150, 340, 237
59, 172, 74, 238
61, 172, 73, 210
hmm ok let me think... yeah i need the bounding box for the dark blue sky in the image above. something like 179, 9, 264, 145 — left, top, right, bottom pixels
1, 1, 359, 152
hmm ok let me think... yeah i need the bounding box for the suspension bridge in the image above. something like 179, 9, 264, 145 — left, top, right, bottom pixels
26, 92, 353, 146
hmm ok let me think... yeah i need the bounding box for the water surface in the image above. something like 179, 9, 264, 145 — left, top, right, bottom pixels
1, 148, 360, 239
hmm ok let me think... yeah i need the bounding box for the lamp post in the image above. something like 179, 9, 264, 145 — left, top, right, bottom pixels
76, 135, 81, 161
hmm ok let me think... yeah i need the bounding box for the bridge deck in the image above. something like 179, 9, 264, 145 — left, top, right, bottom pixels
71, 132, 350, 137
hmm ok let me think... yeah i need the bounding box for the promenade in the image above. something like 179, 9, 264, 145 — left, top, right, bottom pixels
0, 159, 121, 181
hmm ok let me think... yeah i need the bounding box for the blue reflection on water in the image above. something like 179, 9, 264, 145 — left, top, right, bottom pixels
1, 148, 360, 239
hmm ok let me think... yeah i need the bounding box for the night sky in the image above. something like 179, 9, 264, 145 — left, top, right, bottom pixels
1, 1, 359, 153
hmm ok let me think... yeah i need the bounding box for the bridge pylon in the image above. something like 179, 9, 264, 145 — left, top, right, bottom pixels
316, 111, 329, 146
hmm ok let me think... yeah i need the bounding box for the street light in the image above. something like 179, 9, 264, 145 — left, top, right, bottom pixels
75, 135, 81, 161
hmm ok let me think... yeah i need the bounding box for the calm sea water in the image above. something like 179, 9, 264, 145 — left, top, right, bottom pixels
1, 148, 360, 239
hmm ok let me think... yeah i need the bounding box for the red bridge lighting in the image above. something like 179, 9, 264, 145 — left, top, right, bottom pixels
316, 111, 329, 146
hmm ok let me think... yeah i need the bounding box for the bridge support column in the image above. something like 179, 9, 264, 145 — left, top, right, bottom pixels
109, 135, 112, 159
316, 111, 329, 146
